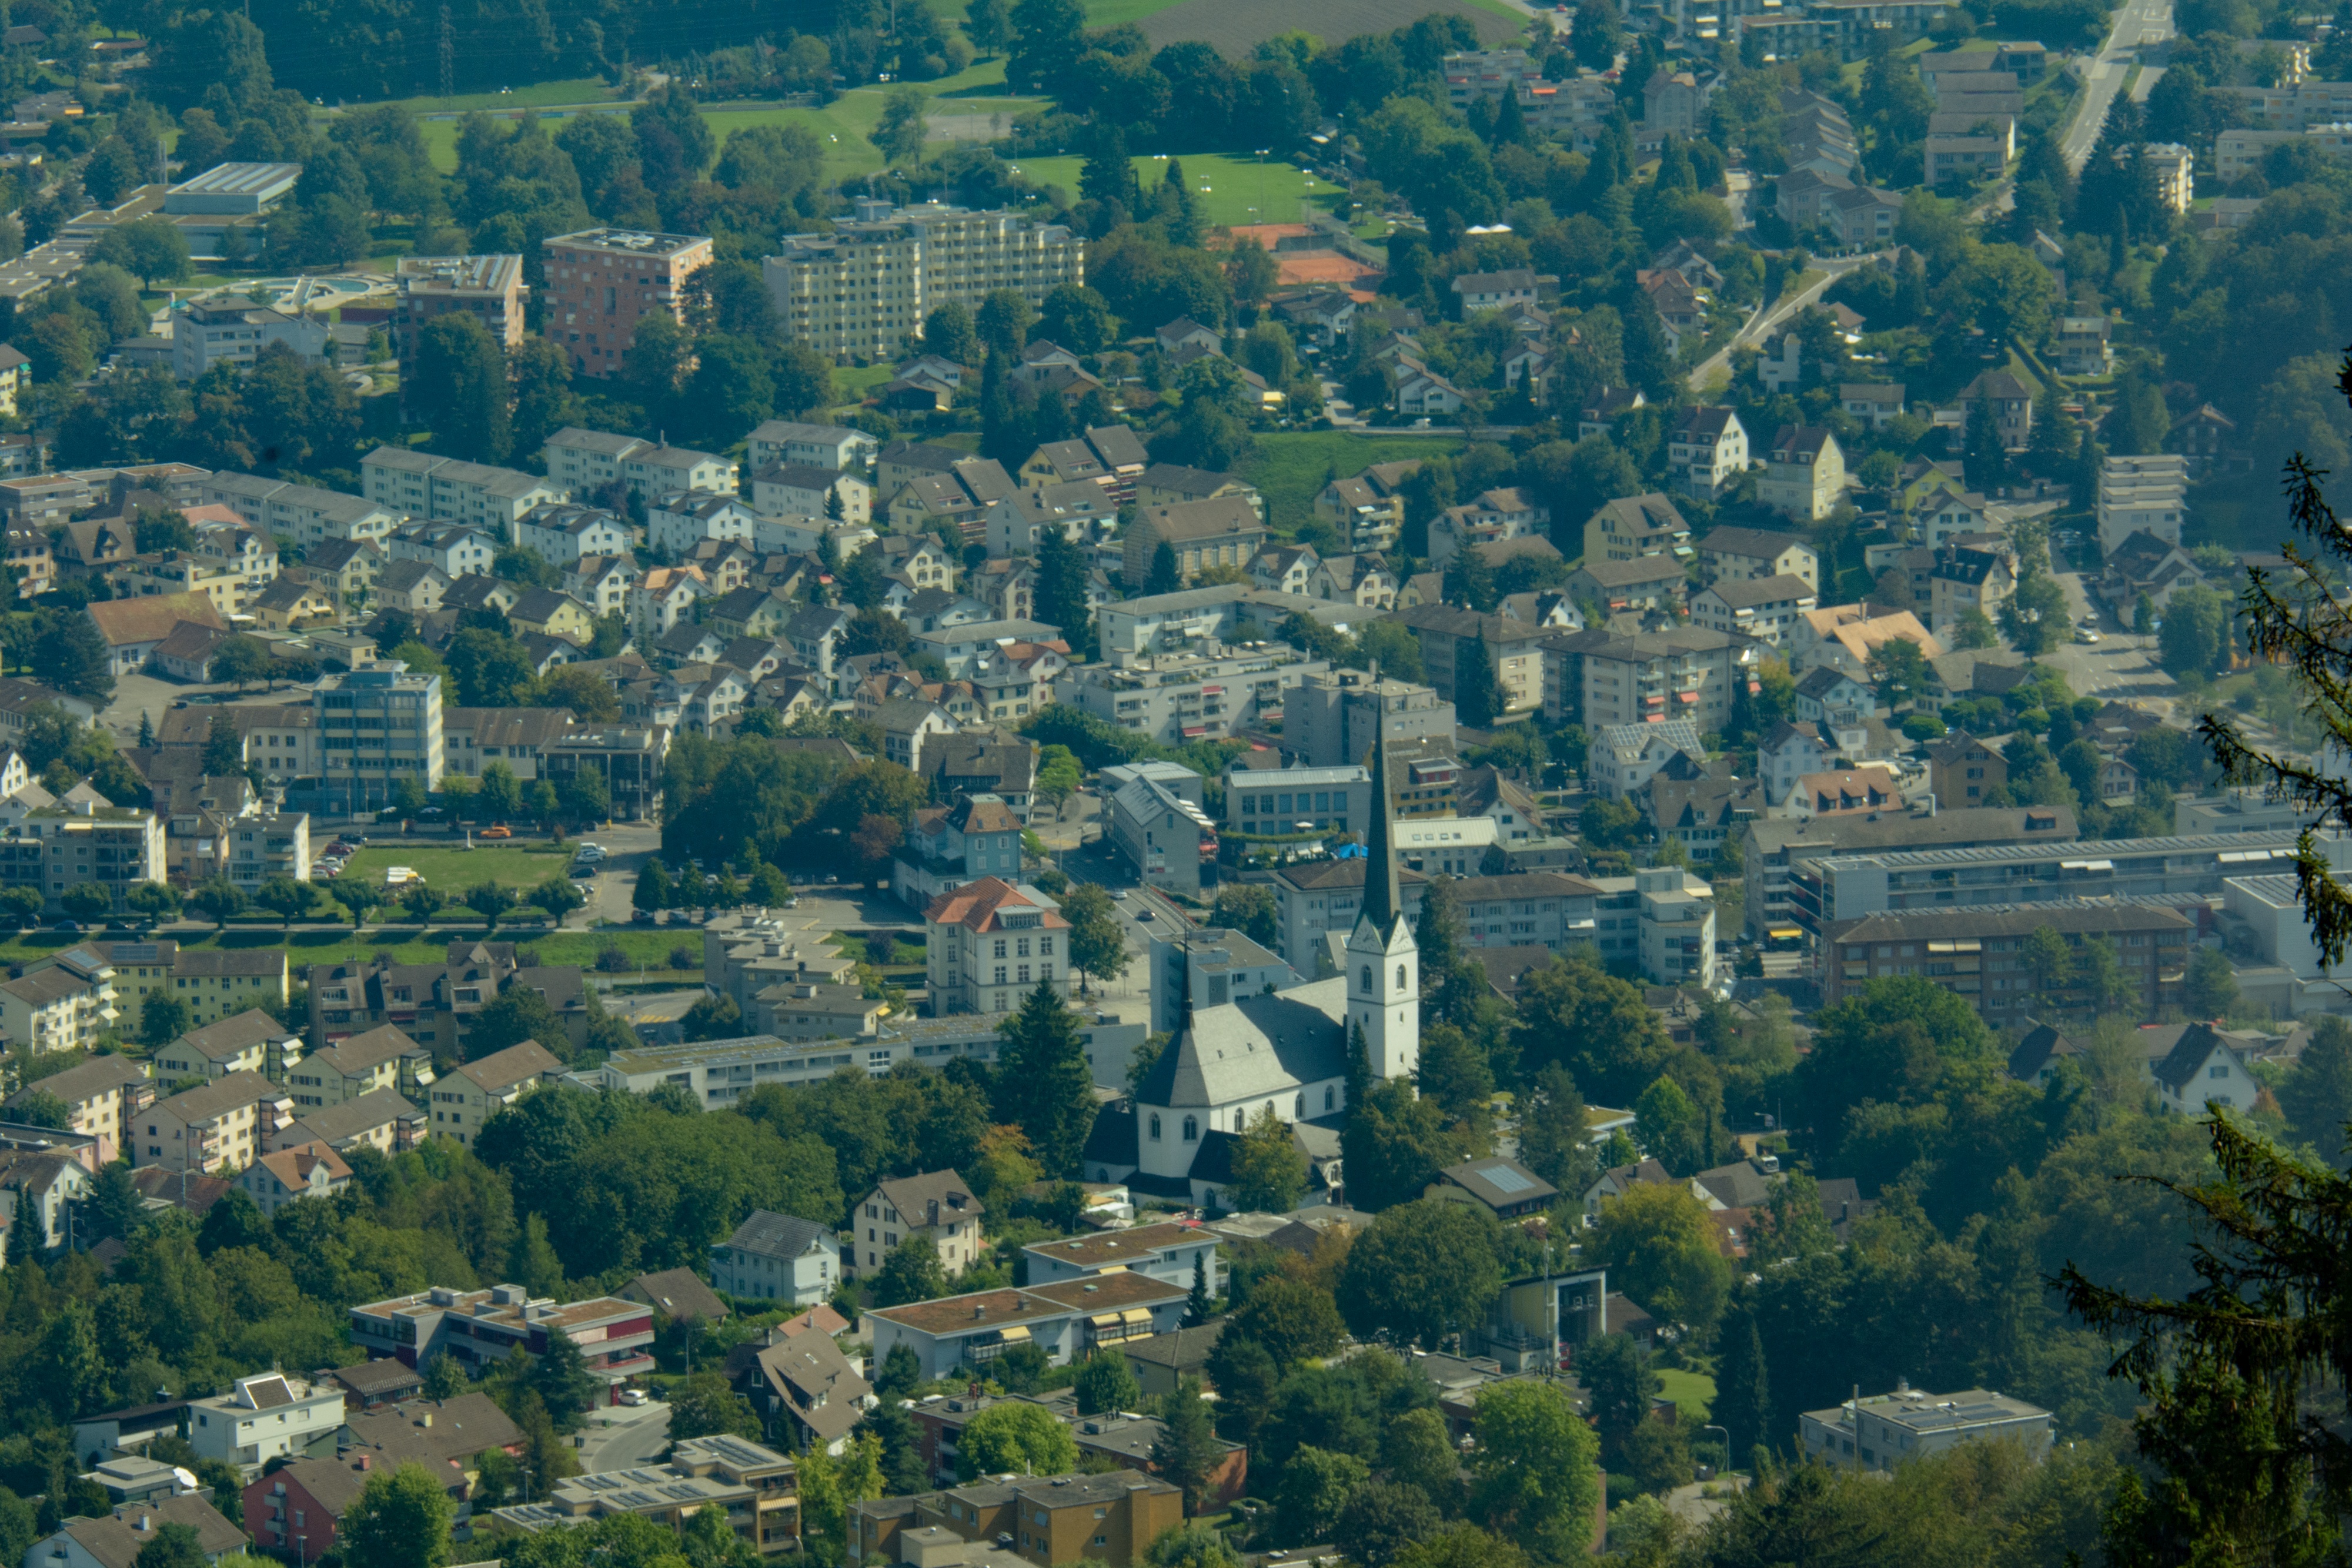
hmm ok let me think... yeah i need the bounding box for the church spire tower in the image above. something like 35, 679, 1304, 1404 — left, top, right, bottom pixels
1344, 678, 1419, 1089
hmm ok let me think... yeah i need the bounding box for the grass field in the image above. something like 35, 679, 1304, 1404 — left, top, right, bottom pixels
414, 66, 1045, 183
1655, 1367, 1716, 1423
340, 843, 582, 891
1240, 430, 1468, 529
1083, 0, 1195, 24
1004, 152, 1343, 227
0, 924, 712, 975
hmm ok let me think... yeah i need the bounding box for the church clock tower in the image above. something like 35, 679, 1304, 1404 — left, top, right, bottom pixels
1344, 697, 1419, 1086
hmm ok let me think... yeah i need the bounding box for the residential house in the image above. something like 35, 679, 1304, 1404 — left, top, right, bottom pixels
844, 1168, 986, 1281
1666, 408, 1749, 500
711, 1210, 841, 1305
1689, 574, 1817, 646
1757, 426, 1847, 522
1696, 524, 1819, 591
236, 1141, 352, 1215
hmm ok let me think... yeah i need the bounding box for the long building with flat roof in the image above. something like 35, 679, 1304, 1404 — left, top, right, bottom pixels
1786, 828, 2320, 934
1820, 898, 2195, 1019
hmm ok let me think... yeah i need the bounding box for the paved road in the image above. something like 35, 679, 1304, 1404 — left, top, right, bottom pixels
2043, 569, 2181, 717
1687, 253, 1882, 392
2062, 0, 2176, 172
577, 1401, 671, 1473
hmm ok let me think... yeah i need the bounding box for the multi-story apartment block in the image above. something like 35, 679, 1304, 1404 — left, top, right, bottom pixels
1267, 860, 1429, 970
1582, 492, 1692, 564
0, 798, 167, 912
1393, 605, 1547, 716
1666, 408, 1749, 499
3, 1054, 149, 1162
385, 519, 499, 578
1822, 901, 2193, 1021
283, 1022, 434, 1111
2097, 453, 2190, 554
1757, 426, 1847, 523
220, 810, 310, 890
851, 1469, 1184, 1568
97, 941, 288, 1034
170, 299, 330, 379
1591, 867, 1718, 987
427, 1038, 563, 1147
1574, 626, 1754, 731
150, 1008, 304, 1083
360, 447, 563, 541
0, 945, 117, 1054
1067, 647, 1329, 746
514, 499, 632, 564
349, 1282, 655, 1382
393, 255, 527, 389
201, 474, 396, 551
746, 420, 878, 473
1689, 574, 1816, 646
540, 228, 714, 379
764, 200, 1084, 359
138, 1069, 293, 1172
1288, 670, 1456, 768
312, 662, 446, 814
306, 942, 545, 1062
1442, 50, 1619, 136
1696, 523, 1819, 589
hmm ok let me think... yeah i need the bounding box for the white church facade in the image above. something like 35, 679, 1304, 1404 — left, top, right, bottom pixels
1082, 707, 1422, 1208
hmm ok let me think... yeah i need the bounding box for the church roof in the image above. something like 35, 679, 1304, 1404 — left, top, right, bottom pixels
1134, 977, 1349, 1109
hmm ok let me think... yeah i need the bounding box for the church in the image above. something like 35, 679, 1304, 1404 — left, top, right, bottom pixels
1082, 710, 1421, 1208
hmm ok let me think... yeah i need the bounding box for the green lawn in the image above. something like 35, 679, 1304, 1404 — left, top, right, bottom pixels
0, 924, 705, 975
340, 843, 582, 892
415, 71, 1045, 180
370, 78, 620, 116
1240, 430, 1468, 530
1082, 0, 1195, 24
1004, 152, 1343, 228
1655, 1368, 1716, 1423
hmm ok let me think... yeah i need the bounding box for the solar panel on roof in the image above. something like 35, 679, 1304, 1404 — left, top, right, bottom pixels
1481, 1165, 1536, 1193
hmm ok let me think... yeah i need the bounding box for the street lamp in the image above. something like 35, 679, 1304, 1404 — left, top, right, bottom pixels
1702, 1424, 1733, 1479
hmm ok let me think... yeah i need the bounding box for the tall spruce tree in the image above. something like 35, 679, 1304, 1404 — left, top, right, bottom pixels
994, 979, 1097, 1177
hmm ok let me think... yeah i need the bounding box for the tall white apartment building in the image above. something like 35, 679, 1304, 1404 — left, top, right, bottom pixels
2097, 454, 2190, 554
764, 200, 1084, 360
312, 662, 446, 815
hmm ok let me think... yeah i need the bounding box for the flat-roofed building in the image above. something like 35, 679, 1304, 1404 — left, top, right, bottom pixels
348, 1282, 654, 1382
1800, 1385, 2053, 1472
486, 1435, 799, 1554
1822, 900, 2194, 1020
541, 229, 714, 379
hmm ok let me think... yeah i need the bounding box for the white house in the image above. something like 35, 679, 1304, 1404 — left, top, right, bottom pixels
710, 1209, 841, 1305
2150, 1022, 2253, 1114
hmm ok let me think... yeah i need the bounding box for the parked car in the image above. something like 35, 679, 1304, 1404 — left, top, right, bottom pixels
480, 825, 513, 840
618, 1388, 650, 1407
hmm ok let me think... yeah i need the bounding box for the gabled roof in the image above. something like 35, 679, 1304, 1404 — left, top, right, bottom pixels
1700, 524, 1812, 560
1134, 977, 1349, 1110
622, 1267, 730, 1323
723, 1209, 836, 1259
85, 594, 228, 646
2153, 1021, 2240, 1092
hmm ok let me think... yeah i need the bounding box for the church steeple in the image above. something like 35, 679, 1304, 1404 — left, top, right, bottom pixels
1361, 691, 1404, 938
1345, 677, 1418, 1088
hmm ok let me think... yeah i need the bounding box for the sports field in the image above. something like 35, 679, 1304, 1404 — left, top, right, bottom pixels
1004, 152, 1342, 227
